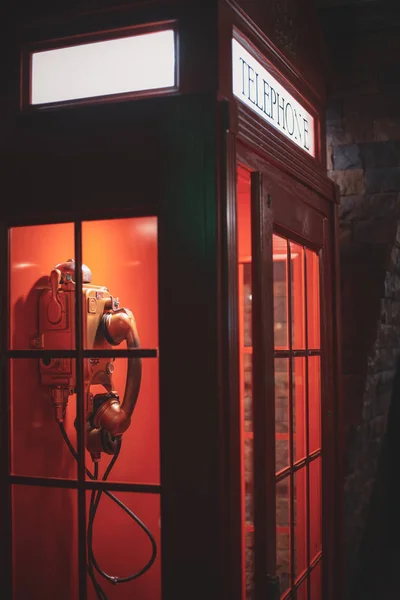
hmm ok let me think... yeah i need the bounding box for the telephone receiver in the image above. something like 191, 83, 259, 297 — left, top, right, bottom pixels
31, 258, 142, 461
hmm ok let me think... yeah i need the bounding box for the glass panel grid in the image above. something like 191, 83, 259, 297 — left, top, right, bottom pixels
7, 218, 160, 600
273, 235, 322, 600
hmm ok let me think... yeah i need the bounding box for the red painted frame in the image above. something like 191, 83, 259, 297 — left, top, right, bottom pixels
235, 139, 339, 600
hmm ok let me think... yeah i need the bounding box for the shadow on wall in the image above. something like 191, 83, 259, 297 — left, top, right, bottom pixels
349, 353, 400, 600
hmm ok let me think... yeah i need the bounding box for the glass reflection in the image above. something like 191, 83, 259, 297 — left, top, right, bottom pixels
243, 263, 252, 347
309, 356, 321, 454
296, 577, 308, 600
243, 353, 253, 432
86, 491, 161, 600
244, 438, 254, 525
290, 242, 305, 350
276, 477, 291, 595
306, 249, 320, 349
310, 458, 322, 561
273, 235, 288, 349
310, 560, 322, 600
13, 485, 78, 600
245, 530, 254, 600
294, 468, 308, 579
9, 223, 75, 351
293, 358, 306, 463
237, 164, 254, 600
275, 358, 289, 473
10, 359, 77, 479
84, 357, 159, 485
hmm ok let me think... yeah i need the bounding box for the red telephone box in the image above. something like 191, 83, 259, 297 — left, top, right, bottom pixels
0, 2, 341, 600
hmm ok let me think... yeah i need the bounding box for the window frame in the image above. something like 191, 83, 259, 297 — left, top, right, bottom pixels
2, 212, 161, 600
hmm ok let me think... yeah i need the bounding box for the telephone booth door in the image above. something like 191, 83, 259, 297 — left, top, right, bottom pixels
236, 150, 337, 600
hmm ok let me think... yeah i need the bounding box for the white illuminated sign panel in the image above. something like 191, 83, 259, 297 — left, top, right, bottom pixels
232, 38, 315, 157
30, 29, 176, 105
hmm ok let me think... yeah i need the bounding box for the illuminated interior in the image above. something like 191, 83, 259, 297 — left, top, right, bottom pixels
237, 165, 322, 600
9, 217, 160, 600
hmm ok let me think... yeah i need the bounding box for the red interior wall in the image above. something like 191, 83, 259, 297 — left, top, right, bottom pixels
9, 218, 161, 600
237, 165, 252, 600
237, 167, 252, 261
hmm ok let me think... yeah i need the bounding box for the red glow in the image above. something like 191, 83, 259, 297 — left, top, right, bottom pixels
236, 164, 322, 600
9, 218, 161, 600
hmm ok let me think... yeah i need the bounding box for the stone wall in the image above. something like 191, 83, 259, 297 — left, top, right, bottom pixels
316, 1, 400, 597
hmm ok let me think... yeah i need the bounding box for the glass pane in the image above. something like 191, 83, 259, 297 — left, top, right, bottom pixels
85, 356, 159, 485
276, 477, 291, 595
82, 217, 158, 349
306, 249, 320, 349
245, 530, 254, 600
310, 560, 322, 600
243, 264, 252, 347
275, 437, 289, 475
237, 164, 253, 600
275, 358, 289, 473
293, 358, 306, 463
309, 356, 321, 454
296, 577, 308, 600
237, 167, 252, 263
294, 468, 307, 579
12, 485, 78, 600
310, 458, 322, 560
273, 235, 288, 349
290, 243, 305, 350
10, 359, 77, 479
86, 491, 161, 600
244, 438, 254, 525
9, 223, 75, 350
81, 217, 160, 484
243, 352, 253, 432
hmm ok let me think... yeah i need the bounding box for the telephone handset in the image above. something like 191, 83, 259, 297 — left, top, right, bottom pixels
32, 258, 142, 460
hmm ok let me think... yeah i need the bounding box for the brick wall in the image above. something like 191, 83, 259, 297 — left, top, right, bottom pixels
317, 1, 400, 597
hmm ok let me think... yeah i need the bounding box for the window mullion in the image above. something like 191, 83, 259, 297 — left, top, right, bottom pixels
74, 220, 87, 600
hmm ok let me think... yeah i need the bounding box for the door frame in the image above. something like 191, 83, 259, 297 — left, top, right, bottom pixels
235, 140, 338, 600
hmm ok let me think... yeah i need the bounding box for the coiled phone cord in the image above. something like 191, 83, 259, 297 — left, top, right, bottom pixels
58, 422, 157, 600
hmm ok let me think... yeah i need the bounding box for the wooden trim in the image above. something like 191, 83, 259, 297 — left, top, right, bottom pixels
319, 215, 337, 600
237, 106, 335, 203
218, 101, 242, 600
17, 0, 171, 32
24, 18, 176, 52
8, 349, 158, 359
74, 221, 87, 600
8, 475, 161, 493
303, 248, 311, 600
6, 204, 158, 228
217, 0, 334, 195
250, 171, 276, 600
22, 85, 180, 113
0, 220, 12, 600
286, 240, 296, 591
332, 192, 344, 600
